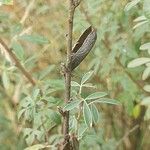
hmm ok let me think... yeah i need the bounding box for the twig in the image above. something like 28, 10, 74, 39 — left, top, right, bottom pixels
0, 38, 36, 86
116, 125, 140, 147
61, 0, 81, 149
20, 0, 35, 25
62, 0, 75, 149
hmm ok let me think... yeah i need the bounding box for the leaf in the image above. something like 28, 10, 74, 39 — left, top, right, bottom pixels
33, 113, 42, 129
141, 97, 150, 106
64, 100, 81, 111
19, 34, 49, 44
146, 63, 150, 67
134, 15, 147, 22
46, 79, 64, 90
143, 0, 150, 18
18, 108, 26, 120
78, 124, 88, 139
144, 107, 150, 120
140, 42, 150, 50
142, 67, 150, 80
143, 85, 150, 92
2, 71, 10, 89
133, 20, 148, 29
71, 81, 80, 87
11, 41, 25, 60
81, 71, 93, 85
26, 133, 35, 146
50, 111, 61, 124
90, 98, 121, 105
32, 88, 40, 100
90, 104, 99, 124
133, 105, 141, 119
124, 0, 140, 12
83, 101, 92, 127
0, 0, 13, 5
23, 128, 32, 137
85, 92, 107, 100
70, 116, 78, 132
128, 57, 150, 68
34, 130, 43, 141
82, 83, 96, 88
24, 144, 46, 150
20, 96, 32, 108
44, 96, 62, 105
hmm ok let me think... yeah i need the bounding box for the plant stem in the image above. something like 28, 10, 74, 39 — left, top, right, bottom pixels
0, 38, 36, 86
62, 0, 75, 149
61, 1, 81, 149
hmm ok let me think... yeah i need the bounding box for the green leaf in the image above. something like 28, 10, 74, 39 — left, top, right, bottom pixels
78, 124, 88, 139
70, 116, 78, 132
18, 108, 26, 120
2, 71, 10, 89
82, 83, 96, 88
23, 128, 32, 137
11, 23, 23, 36
128, 57, 150, 68
142, 67, 150, 80
143, 0, 150, 18
90, 104, 99, 124
141, 97, 150, 106
140, 42, 150, 50
24, 144, 46, 150
146, 63, 150, 67
134, 15, 147, 22
26, 133, 35, 146
83, 101, 92, 127
0, 0, 13, 5
50, 111, 61, 124
11, 41, 25, 60
19, 34, 49, 44
124, 0, 140, 12
46, 79, 64, 90
133, 20, 148, 29
90, 98, 120, 105
81, 71, 93, 85
44, 96, 62, 105
20, 96, 32, 108
64, 100, 81, 111
71, 81, 80, 87
133, 105, 141, 119
143, 85, 150, 92
144, 107, 150, 120
32, 88, 40, 100
85, 92, 107, 100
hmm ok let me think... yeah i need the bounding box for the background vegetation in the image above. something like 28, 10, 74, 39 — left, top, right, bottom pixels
0, 0, 150, 150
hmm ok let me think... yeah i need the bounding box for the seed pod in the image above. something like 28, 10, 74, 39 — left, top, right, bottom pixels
71, 26, 97, 71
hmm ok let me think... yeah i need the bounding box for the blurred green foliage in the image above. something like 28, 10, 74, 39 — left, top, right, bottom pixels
0, 0, 150, 150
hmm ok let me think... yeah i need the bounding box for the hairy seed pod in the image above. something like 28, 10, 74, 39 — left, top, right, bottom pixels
70, 26, 97, 71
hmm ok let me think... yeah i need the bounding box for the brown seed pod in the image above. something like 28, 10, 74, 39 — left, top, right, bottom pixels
70, 26, 97, 71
